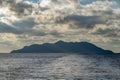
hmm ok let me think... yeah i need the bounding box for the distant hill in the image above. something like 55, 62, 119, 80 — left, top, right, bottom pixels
11, 41, 114, 54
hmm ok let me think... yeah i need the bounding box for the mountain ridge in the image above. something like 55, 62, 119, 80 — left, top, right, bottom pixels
11, 41, 114, 54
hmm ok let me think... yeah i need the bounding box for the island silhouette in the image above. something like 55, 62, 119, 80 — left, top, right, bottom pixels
11, 41, 114, 54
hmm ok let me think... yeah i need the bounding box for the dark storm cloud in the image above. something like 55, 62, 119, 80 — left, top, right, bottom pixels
0, 0, 33, 15
9, 2, 32, 15
0, 18, 44, 36
91, 28, 120, 37
0, 22, 22, 34
12, 18, 36, 28
56, 15, 106, 29
50, 30, 64, 37
12, 18, 48, 36
90, 19, 120, 38
80, 0, 95, 5
31, 31, 47, 36
11, 18, 46, 36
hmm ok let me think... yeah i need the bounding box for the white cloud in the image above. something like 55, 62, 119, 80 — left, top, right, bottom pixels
0, 33, 17, 42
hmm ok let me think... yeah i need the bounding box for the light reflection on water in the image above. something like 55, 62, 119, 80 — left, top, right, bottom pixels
0, 53, 120, 80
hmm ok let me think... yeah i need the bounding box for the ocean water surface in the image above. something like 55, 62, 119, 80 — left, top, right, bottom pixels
0, 53, 120, 80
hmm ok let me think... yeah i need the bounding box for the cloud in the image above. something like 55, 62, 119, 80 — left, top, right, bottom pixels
0, 0, 120, 52
90, 24, 120, 37
0, 33, 17, 42
0, 22, 22, 34
56, 15, 106, 29
0, 0, 33, 15
12, 17, 36, 30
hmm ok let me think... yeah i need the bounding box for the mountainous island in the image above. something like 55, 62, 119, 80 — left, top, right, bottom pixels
11, 41, 114, 54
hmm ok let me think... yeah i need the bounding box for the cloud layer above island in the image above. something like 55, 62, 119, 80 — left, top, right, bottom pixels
0, 0, 120, 53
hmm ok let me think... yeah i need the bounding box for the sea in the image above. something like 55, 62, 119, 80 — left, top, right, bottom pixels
0, 53, 120, 80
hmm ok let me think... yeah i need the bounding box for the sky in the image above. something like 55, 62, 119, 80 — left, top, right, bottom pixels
0, 0, 120, 53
